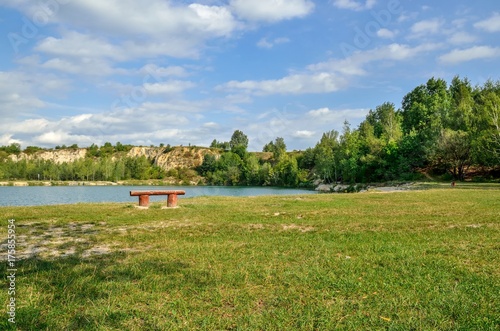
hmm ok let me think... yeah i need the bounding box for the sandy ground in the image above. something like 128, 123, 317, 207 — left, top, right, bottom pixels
0, 222, 112, 261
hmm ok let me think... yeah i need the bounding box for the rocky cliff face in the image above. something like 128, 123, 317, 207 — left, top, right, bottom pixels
127, 146, 219, 171
7, 146, 218, 172
9, 149, 87, 164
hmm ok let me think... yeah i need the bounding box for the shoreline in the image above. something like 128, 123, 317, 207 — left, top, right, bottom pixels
0, 179, 198, 187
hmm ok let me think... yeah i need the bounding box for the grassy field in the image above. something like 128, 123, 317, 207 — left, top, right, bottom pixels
1, 188, 499, 330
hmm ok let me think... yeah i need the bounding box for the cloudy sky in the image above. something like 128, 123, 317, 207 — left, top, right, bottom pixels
1, 0, 500, 151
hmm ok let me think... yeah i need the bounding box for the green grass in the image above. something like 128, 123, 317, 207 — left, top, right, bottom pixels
1, 188, 499, 330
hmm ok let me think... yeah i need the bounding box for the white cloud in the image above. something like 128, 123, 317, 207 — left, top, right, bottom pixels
292, 130, 315, 138
21, 106, 195, 147
309, 43, 441, 75
257, 37, 290, 49
447, 31, 478, 45
219, 42, 440, 96
143, 81, 196, 95
41, 57, 123, 76
219, 72, 347, 95
0, 71, 46, 118
9, 0, 240, 60
256, 39, 274, 49
397, 11, 418, 23
410, 18, 444, 36
230, 0, 314, 22
0, 134, 22, 146
202, 122, 220, 129
35, 31, 125, 61
439, 46, 500, 65
474, 12, 500, 32
331, 0, 376, 11
307, 107, 369, 123
188, 3, 238, 36
377, 28, 396, 39
35, 130, 93, 146
7, 119, 50, 134
139, 65, 188, 78
308, 108, 332, 117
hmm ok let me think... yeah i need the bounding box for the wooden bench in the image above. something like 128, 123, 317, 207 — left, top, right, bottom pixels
130, 190, 186, 208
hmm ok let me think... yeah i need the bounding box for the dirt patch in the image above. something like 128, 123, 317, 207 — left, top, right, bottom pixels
115, 220, 204, 233
0, 219, 206, 261
248, 224, 265, 230
81, 245, 112, 258
0, 222, 113, 261
281, 224, 316, 233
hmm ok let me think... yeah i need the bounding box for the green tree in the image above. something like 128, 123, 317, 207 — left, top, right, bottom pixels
242, 154, 262, 186
198, 154, 218, 176
229, 130, 248, 155
113, 159, 126, 180
88, 144, 100, 157
298, 147, 315, 170
273, 154, 299, 186
23, 146, 43, 155
2, 143, 21, 155
400, 78, 450, 167
314, 144, 335, 183
434, 129, 472, 180
338, 122, 361, 183
313, 130, 340, 182
366, 102, 402, 142
263, 137, 287, 159
474, 86, 500, 165
448, 76, 475, 131
115, 142, 127, 152
217, 152, 242, 171
101, 142, 114, 156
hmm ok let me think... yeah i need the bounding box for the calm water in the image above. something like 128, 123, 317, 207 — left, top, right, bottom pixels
0, 185, 316, 206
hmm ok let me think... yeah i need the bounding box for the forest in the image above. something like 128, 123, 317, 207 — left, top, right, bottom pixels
1, 76, 499, 186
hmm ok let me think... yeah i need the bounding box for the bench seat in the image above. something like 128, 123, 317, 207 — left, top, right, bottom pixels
130, 190, 186, 208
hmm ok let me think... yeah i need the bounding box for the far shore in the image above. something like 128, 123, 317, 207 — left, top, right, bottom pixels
0, 179, 197, 187
1, 180, 497, 193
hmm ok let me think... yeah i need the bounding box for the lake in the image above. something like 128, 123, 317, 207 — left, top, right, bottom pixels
0, 185, 316, 207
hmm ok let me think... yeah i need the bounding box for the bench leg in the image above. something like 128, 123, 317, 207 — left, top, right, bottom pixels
167, 194, 178, 208
138, 195, 150, 207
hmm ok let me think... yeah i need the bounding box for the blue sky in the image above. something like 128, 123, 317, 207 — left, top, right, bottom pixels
1, 0, 500, 151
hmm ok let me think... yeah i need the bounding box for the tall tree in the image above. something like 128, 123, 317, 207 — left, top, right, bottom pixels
229, 130, 248, 150
400, 78, 450, 167
263, 137, 287, 159
435, 129, 472, 181
230, 130, 248, 158
339, 122, 361, 183
366, 102, 402, 142
475, 87, 500, 165
448, 76, 474, 131
314, 130, 340, 182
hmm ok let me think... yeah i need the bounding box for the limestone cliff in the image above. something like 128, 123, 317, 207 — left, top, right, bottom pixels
127, 146, 219, 171
7, 146, 218, 172
9, 148, 87, 164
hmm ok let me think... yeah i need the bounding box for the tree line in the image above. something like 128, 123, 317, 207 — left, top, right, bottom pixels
201, 76, 500, 185
0, 155, 165, 182
199, 130, 308, 186
319, 76, 500, 183
1, 76, 499, 185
